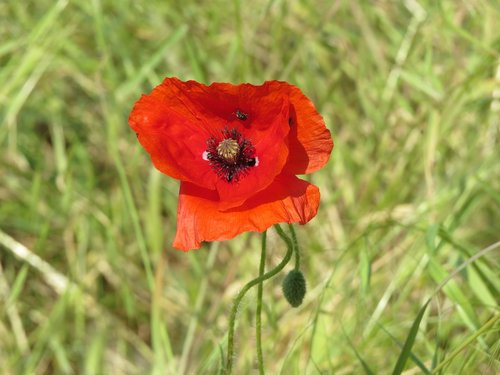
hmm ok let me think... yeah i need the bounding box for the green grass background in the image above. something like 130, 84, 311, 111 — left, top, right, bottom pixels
1, 0, 499, 374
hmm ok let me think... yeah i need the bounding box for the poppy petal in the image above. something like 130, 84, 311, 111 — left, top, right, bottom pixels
173, 174, 320, 251
266, 81, 333, 174
129, 78, 222, 189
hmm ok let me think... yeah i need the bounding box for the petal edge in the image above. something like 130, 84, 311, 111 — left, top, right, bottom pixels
173, 175, 320, 251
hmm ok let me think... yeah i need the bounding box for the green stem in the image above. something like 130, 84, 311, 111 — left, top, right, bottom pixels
225, 225, 293, 374
288, 224, 300, 270
256, 231, 266, 375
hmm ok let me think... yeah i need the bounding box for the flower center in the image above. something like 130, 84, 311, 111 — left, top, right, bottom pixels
205, 128, 257, 183
217, 139, 239, 163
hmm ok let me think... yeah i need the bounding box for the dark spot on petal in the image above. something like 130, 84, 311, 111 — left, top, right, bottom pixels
235, 109, 248, 120
288, 117, 293, 125
246, 158, 256, 167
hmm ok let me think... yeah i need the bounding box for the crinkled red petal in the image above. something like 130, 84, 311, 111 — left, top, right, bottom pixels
266, 81, 333, 174
173, 174, 320, 251
129, 78, 221, 189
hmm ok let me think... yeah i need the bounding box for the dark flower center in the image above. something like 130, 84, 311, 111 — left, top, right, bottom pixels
205, 128, 257, 183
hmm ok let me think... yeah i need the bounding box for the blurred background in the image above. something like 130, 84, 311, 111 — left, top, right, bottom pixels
1, 0, 499, 374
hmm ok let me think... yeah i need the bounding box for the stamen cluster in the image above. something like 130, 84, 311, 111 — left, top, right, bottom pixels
206, 128, 256, 183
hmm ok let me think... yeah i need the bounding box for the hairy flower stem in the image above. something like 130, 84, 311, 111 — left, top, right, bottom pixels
288, 224, 300, 270
256, 230, 266, 375
225, 225, 293, 374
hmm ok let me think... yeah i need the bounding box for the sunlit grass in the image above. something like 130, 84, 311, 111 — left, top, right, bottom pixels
1, 0, 499, 374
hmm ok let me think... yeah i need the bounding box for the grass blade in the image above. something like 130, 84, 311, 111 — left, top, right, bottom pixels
392, 300, 430, 375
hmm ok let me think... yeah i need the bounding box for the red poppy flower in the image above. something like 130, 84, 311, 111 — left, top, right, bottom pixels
129, 77, 333, 251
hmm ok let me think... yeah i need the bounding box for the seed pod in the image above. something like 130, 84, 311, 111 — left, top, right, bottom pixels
282, 270, 306, 308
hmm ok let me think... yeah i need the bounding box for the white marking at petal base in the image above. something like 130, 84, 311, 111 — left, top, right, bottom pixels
202, 151, 209, 161
255, 157, 259, 166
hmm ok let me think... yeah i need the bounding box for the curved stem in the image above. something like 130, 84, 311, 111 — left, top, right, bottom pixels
225, 225, 293, 374
256, 231, 266, 375
288, 224, 300, 270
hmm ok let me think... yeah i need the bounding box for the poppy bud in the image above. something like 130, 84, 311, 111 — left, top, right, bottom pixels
282, 270, 306, 307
